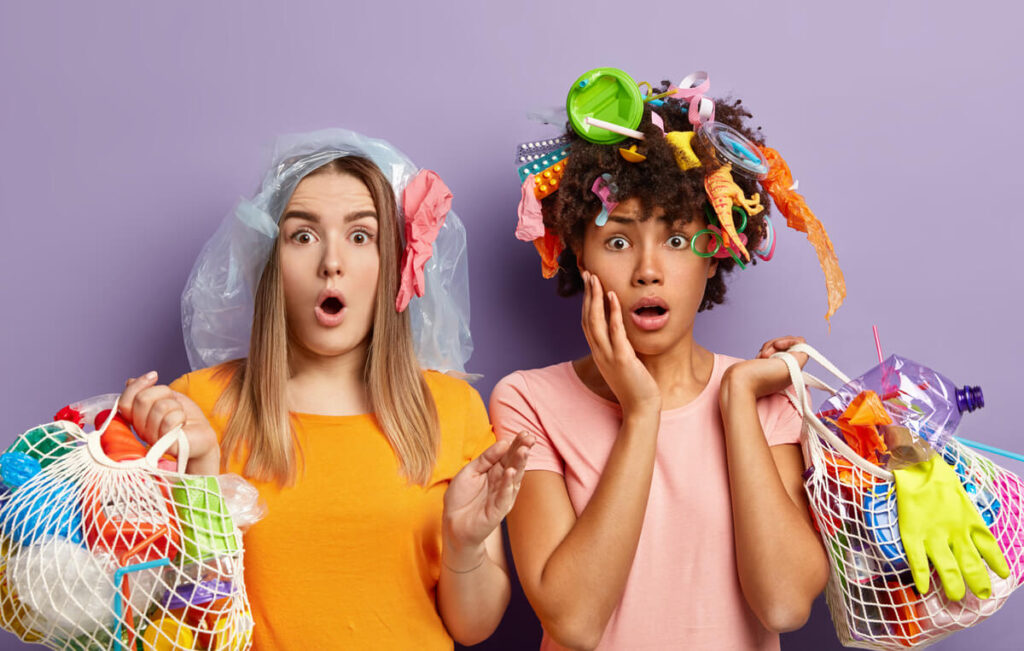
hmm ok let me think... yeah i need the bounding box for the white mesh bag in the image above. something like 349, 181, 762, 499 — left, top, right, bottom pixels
0, 395, 260, 650
773, 344, 1024, 649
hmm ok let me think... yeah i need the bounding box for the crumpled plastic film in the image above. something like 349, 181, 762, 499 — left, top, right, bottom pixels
182, 128, 474, 375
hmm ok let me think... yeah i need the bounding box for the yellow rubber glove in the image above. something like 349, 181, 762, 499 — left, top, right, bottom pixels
894, 454, 1011, 601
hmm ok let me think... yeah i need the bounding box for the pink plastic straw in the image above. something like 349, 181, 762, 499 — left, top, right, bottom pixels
872, 325, 884, 364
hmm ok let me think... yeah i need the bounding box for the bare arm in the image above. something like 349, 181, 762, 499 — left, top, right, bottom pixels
719, 337, 829, 632
507, 409, 659, 650
436, 434, 532, 645
504, 271, 662, 650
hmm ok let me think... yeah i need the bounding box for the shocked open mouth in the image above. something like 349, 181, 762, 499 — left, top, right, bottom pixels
320, 296, 344, 315
315, 292, 347, 326
630, 298, 670, 331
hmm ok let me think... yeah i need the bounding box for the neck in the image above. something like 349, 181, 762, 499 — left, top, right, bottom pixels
637, 333, 714, 409
286, 340, 371, 415
575, 330, 715, 410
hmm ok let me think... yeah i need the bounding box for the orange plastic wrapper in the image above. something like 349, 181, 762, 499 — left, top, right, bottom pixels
835, 390, 892, 466
758, 146, 846, 323
533, 228, 564, 279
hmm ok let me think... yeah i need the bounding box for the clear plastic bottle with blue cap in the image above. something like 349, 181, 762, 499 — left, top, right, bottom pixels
818, 354, 984, 454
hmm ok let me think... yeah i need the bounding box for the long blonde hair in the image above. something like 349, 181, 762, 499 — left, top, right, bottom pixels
216, 156, 440, 486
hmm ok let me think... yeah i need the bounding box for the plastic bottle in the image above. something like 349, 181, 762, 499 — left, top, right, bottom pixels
818, 354, 984, 452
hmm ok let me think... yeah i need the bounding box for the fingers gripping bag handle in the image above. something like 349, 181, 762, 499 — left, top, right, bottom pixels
771, 344, 1024, 649
0, 395, 255, 650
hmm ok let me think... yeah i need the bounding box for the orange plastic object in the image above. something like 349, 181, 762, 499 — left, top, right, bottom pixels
835, 390, 892, 466
758, 145, 846, 323
879, 581, 924, 645
703, 163, 762, 261
101, 418, 148, 461
533, 228, 564, 279
618, 145, 646, 162
533, 161, 566, 200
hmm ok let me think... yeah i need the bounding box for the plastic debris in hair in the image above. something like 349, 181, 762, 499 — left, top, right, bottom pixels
591, 174, 619, 227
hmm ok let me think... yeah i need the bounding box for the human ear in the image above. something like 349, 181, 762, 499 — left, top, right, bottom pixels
706, 258, 718, 279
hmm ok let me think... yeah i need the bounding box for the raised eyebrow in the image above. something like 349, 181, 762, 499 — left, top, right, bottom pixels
345, 210, 378, 223
280, 210, 319, 224
607, 215, 638, 225
279, 210, 378, 224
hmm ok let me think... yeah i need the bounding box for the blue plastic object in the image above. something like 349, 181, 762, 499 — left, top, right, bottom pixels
0, 452, 42, 488
0, 476, 83, 546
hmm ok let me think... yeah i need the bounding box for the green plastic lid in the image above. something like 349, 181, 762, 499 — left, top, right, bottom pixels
566, 67, 644, 145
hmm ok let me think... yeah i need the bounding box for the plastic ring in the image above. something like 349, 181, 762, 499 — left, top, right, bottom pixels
692, 229, 720, 258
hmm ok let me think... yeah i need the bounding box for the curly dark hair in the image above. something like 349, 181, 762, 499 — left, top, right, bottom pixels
543, 82, 769, 311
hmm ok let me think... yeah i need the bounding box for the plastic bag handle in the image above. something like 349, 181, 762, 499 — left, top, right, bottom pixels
85, 396, 190, 474
773, 349, 893, 481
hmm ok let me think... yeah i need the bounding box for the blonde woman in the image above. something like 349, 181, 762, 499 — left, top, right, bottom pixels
118, 130, 532, 649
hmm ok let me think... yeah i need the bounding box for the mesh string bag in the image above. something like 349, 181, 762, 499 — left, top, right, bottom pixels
0, 395, 262, 650
773, 344, 1024, 649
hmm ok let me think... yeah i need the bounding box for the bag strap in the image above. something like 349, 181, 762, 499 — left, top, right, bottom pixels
85, 396, 190, 475
773, 349, 893, 481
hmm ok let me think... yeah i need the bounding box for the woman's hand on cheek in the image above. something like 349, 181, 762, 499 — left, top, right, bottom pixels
442, 432, 534, 567
119, 373, 221, 475
723, 336, 810, 400
581, 270, 661, 416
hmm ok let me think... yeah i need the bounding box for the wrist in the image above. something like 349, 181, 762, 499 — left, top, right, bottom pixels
441, 531, 488, 573
720, 365, 760, 403
622, 399, 661, 422
186, 446, 221, 476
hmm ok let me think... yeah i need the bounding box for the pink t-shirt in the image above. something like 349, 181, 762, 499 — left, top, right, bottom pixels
489, 354, 803, 651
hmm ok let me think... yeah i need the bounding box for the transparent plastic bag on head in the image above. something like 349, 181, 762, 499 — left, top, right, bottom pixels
182, 128, 474, 375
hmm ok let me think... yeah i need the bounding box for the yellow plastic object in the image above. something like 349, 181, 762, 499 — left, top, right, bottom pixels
665, 131, 701, 171
704, 163, 762, 261
894, 455, 1011, 601
533, 160, 566, 200
142, 616, 196, 650
618, 145, 646, 162
208, 613, 251, 650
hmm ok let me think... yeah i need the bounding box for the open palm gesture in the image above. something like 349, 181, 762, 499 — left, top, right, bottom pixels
443, 432, 534, 550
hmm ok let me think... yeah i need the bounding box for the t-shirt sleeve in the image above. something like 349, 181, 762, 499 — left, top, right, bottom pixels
757, 391, 804, 447
461, 384, 497, 463
489, 372, 563, 475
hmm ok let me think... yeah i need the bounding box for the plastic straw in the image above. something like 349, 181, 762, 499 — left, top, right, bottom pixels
583, 117, 645, 140
872, 325, 884, 364
956, 437, 1024, 464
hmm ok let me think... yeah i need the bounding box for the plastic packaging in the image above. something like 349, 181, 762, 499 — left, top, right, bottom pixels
818, 354, 984, 454
182, 128, 474, 376
217, 474, 266, 532
0, 402, 256, 650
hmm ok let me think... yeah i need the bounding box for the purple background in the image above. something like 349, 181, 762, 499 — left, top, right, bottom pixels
2, 1, 1022, 648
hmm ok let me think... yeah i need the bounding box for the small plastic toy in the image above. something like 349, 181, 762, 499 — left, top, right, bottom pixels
590, 174, 618, 227
703, 163, 762, 262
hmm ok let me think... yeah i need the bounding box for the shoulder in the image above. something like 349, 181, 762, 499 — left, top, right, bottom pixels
421, 369, 483, 413
170, 360, 241, 414
491, 362, 577, 405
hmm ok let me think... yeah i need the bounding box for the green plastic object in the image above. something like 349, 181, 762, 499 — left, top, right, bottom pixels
894, 454, 1010, 601
6, 423, 74, 467
566, 67, 644, 145
172, 476, 240, 561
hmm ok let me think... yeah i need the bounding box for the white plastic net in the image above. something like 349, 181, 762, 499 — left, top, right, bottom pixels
779, 345, 1023, 649
0, 398, 260, 650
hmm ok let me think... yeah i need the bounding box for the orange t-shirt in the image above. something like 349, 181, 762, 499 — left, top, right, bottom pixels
170, 364, 495, 651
